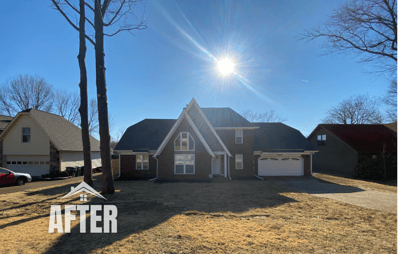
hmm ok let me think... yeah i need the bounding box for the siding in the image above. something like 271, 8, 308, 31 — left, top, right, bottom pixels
216, 129, 254, 178
3, 115, 50, 156
157, 118, 212, 180
309, 129, 358, 175
59, 151, 102, 171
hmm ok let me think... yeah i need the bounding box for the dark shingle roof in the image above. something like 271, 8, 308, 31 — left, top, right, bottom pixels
317, 124, 397, 154
201, 108, 252, 127
115, 119, 177, 151
253, 123, 317, 151
0, 115, 13, 131
1, 109, 100, 151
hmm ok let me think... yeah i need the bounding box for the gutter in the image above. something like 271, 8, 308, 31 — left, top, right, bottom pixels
253, 174, 264, 180
149, 156, 158, 181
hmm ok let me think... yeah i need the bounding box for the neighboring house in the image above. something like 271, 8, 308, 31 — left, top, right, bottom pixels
0, 115, 13, 135
385, 122, 397, 133
308, 124, 397, 175
0, 109, 101, 177
115, 98, 317, 180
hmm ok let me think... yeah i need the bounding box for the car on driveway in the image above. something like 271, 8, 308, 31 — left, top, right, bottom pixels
0, 167, 32, 185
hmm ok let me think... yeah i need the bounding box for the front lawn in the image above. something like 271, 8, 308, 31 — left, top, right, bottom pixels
0, 177, 396, 253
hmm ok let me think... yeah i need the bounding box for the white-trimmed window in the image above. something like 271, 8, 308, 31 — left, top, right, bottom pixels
22, 128, 30, 143
235, 154, 243, 169
175, 154, 195, 174
175, 132, 195, 151
235, 129, 243, 144
136, 154, 149, 170
317, 134, 326, 146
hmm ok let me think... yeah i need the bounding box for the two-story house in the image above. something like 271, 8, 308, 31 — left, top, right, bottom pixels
115, 99, 317, 180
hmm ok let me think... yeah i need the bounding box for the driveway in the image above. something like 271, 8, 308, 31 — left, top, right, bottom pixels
269, 176, 397, 214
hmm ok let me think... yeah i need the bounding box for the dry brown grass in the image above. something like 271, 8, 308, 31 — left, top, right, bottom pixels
313, 173, 397, 193
0, 177, 396, 253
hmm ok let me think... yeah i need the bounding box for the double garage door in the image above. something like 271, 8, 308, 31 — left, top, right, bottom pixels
5, 156, 50, 177
258, 156, 304, 176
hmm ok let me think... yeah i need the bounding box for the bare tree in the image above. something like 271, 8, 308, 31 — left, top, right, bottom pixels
383, 79, 397, 122
53, 90, 80, 124
87, 99, 99, 135
299, 0, 397, 74
0, 74, 53, 116
51, 0, 147, 194
322, 94, 383, 124
241, 109, 286, 122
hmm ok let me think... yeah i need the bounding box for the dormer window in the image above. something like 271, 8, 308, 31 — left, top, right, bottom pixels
22, 128, 30, 143
235, 129, 243, 144
317, 134, 326, 146
175, 132, 195, 151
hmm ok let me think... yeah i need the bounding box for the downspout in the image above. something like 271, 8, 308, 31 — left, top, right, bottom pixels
253, 174, 264, 180
228, 156, 232, 180
117, 153, 121, 179
310, 153, 313, 176
149, 156, 158, 181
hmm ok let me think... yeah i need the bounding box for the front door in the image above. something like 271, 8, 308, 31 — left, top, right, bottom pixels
212, 156, 221, 175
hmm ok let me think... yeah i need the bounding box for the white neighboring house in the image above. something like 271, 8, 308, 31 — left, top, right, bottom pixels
0, 108, 101, 177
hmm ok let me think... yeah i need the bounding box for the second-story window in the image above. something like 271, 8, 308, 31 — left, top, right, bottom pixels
235, 129, 243, 144
22, 128, 30, 143
175, 132, 195, 151
317, 134, 326, 146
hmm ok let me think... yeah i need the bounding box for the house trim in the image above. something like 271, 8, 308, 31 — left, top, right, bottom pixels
154, 110, 215, 158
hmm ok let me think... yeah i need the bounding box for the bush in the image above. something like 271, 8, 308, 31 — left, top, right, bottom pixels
355, 156, 397, 180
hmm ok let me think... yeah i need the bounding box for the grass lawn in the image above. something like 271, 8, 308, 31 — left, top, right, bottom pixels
0, 176, 396, 253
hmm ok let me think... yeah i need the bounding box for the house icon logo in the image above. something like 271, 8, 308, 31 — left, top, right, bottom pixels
61, 181, 107, 201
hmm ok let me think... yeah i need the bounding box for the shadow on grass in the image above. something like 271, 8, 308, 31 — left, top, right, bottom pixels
267, 176, 366, 194
10, 178, 298, 253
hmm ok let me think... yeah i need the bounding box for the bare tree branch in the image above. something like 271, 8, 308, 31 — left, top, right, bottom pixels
241, 109, 287, 123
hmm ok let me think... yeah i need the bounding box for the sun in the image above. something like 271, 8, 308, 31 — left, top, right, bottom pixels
217, 58, 235, 76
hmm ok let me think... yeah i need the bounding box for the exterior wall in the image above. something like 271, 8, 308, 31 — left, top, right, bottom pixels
120, 154, 156, 179
0, 139, 3, 167
253, 154, 260, 175
157, 118, 212, 180
3, 115, 50, 156
59, 151, 102, 171
309, 129, 358, 175
50, 141, 60, 173
216, 129, 254, 178
301, 154, 311, 176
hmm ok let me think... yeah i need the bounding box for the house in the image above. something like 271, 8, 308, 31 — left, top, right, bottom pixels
0, 115, 13, 135
114, 98, 317, 180
308, 124, 397, 175
0, 108, 101, 177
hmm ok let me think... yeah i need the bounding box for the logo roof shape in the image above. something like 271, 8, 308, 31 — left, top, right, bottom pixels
61, 181, 107, 200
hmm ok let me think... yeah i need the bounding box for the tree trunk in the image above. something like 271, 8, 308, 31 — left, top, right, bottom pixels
95, 1, 114, 194
78, 0, 93, 186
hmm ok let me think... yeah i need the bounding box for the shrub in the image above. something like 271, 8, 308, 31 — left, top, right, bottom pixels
355, 155, 397, 180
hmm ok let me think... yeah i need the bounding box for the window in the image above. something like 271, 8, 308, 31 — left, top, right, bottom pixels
281, 158, 289, 161
175, 154, 195, 174
175, 132, 195, 151
235, 129, 243, 144
317, 134, 326, 146
235, 154, 243, 169
136, 154, 149, 170
22, 128, 30, 143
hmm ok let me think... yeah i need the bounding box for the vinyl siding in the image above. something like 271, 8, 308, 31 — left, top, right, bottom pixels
59, 151, 102, 171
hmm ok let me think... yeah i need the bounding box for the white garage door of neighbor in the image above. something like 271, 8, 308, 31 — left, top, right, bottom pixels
5, 156, 50, 177
258, 156, 304, 176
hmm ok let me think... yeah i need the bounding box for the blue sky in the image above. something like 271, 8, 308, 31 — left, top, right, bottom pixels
0, 0, 393, 138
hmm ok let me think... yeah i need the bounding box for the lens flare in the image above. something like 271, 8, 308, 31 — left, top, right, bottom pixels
217, 58, 234, 76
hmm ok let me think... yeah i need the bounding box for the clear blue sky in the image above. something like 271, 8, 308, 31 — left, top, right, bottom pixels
0, 0, 392, 138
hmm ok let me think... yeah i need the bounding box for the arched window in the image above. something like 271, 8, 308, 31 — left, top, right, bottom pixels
174, 132, 195, 151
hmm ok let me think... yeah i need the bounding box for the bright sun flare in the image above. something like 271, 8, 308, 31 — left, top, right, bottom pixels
217, 58, 234, 76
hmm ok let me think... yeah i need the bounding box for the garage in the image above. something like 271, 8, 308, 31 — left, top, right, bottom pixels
5, 156, 50, 177
258, 156, 304, 176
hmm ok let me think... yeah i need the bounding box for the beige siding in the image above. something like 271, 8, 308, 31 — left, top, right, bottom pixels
5, 155, 50, 176
59, 151, 102, 171
3, 115, 50, 156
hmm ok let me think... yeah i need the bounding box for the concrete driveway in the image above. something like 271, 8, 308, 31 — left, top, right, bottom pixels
268, 176, 397, 214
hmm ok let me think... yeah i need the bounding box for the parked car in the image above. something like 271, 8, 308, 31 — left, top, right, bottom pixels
0, 167, 32, 185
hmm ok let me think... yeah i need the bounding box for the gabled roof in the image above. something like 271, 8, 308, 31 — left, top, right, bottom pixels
254, 123, 317, 152
385, 123, 397, 132
309, 124, 397, 154
114, 119, 177, 151
201, 108, 252, 128
0, 108, 100, 152
0, 114, 13, 131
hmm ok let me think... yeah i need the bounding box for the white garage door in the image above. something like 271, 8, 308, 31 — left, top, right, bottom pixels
5, 156, 50, 177
258, 156, 304, 176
